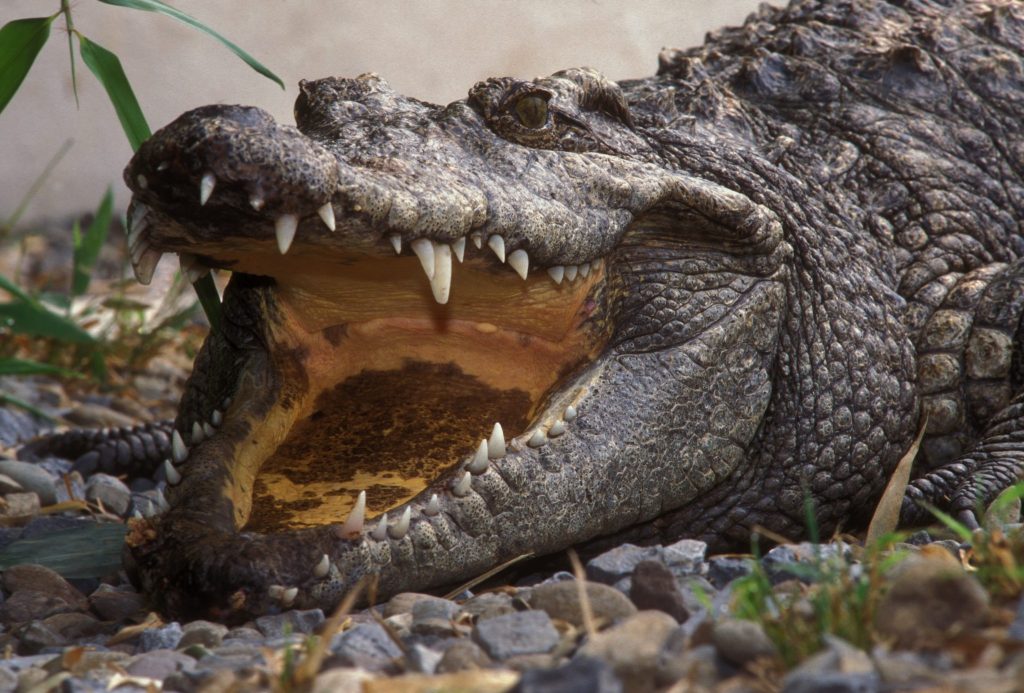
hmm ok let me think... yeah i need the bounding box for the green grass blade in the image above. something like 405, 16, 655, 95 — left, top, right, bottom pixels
0, 273, 35, 304
0, 392, 57, 422
78, 36, 151, 151
97, 0, 284, 89
924, 503, 974, 542
0, 523, 127, 578
0, 300, 96, 344
0, 357, 81, 378
192, 273, 222, 332
72, 187, 114, 297
0, 16, 55, 114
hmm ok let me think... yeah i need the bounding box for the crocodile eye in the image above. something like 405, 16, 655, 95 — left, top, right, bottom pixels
514, 95, 549, 129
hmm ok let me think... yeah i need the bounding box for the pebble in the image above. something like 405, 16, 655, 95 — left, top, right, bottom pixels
629, 560, 689, 622
329, 621, 403, 672
576, 610, 678, 693
473, 610, 561, 660
88, 583, 146, 622
712, 618, 778, 666
527, 579, 637, 627
585, 543, 664, 590
84, 474, 132, 516
178, 619, 229, 649
518, 655, 623, 693
0, 454, 60, 506
255, 608, 325, 637
138, 622, 183, 651
436, 639, 492, 673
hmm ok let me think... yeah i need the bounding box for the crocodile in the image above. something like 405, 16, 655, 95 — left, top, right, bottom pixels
35, 0, 1024, 620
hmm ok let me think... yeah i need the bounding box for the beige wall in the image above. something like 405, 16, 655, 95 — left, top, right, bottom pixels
1, 1, 762, 224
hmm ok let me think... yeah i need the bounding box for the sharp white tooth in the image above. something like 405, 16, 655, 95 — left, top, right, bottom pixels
156, 161, 169, 172
389, 507, 411, 539
136, 174, 148, 189
452, 237, 466, 263
488, 423, 506, 459
528, 430, 548, 447
579, 262, 591, 278
223, 397, 232, 408
507, 249, 529, 280
424, 493, 440, 516
163, 460, 182, 485
340, 490, 366, 537
275, 214, 299, 254
281, 587, 298, 607
199, 172, 216, 206
211, 409, 222, 426
268, 585, 284, 599
411, 238, 435, 279
202, 422, 215, 438
452, 471, 472, 497
192, 421, 204, 444
129, 204, 149, 236
389, 234, 402, 254
171, 430, 188, 464
249, 193, 265, 211
371, 512, 389, 541
133, 247, 162, 285
181, 254, 209, 284
548, 420, 566, 437
592, 258, 603, 270
564, 405, 577, 422
468, 439, 489, 474
314, 553, 330, 579
487, 235, 506, 263
565, 264, 579, 282
430, 241, 452, 304
317, 202, 336, 231
547, 266, 565, 285
471, 233, 483, 249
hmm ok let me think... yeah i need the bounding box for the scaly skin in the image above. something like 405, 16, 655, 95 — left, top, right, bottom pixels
94, 0, 1024, 620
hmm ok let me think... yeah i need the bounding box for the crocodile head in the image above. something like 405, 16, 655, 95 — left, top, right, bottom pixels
123, 68, 791, 620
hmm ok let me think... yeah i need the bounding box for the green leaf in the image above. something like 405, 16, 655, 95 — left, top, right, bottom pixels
0, 273, 35, 304
0, 357, 81, 378
72, 187, 114, 297
97, 0, 284, 89
78, 36, 151, 151
0, 300, 96, 344
0, 16, 55, 114
924, 503, 974, 542
192, 273, 222, 332
0, 392, 57, 422
0, 523, 126, 578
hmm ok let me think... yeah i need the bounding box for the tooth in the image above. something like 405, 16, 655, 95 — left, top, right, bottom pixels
249, 193, 265, 211
314, 554, 330, 579
468, 439, 489, 474
171, 430, 188, 463
192, 421, 204, 444
163, 460, 182, 485
136, 174, 148, 189
389, 234, 402, 254
471, 233, 483, 249
281, 587, 298, 607
317, 202, 336, 231
429, 241, 452, 304
579, 262, 591, 278
133, 247, 163, 285
452, 238, 466, 263
564, 405, 577, 422
199, 172, 216, 206
179, 254, 209, 284
487, 235, 506, 262
156, 162, 169, 172
488, 423, 506, 459
411, 238, 435, 279
452, 471, 472, 497
339, 490, 366, 537
507, 249, 529, 279
592, 258, 603, 271
565, 265, 579, 282
371, 512, 389, 541
129, 204, 149, 237
275, 214, 299, 254
223, 397, 232, 408
547, 266, 565, 285
202, 422, 215, 439
211, 409, 222, 426
548, 420, 566, 437
424, 493, 440, 516
389, 507, 411, 539
528, 430, 548, 447
268, 585, 284, 599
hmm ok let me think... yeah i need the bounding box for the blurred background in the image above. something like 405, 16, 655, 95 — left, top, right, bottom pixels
1, 1, 764, 224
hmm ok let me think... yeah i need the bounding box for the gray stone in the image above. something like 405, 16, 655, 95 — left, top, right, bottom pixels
40, 612, 108, 641
178, 619, 228, 649
15, 620, 66, 653
383, 592, 442, 618
84, 474, 132, 516
662, 538, 707, 577
576, 610, 678, 693
2, 564, 87, 608
255, 608, 324, 638
138, 621, 183, 651
656, 639, 723, 689
0, 460, 57, 506
0, 492, 39, 519
88, 584, 145, 622
0, 407, 43, 448
528, 579, 636, 628
711, 618, 777, 666
629, 560, 688, 623
437, 639, 492, 673
64, 403, 136, 429
0, 667, 15, 691
518, 655, 623, 693
224, 626, 263, 643
125, 649, 196, 680
782, 670, 880, 693
0, 590, 78, 625
473, 610, 560, 660
310, 667, 374, 693
586, 544, 663, 586
707, 556, 755, 588
408, 642, 444, 674
411, 597, 460, 636
329, 621, 403, 672
459, 592, 516, 621
129, 489, 169, 518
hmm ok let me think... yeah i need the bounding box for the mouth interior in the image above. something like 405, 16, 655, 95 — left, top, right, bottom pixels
229, 248, 608, 532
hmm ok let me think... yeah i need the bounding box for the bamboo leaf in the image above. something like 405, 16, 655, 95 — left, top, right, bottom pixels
0, 16, 55, 114
78, 36, 151, 151
0, 300, 96, 344
72, 187, 114, 297
0, 357, 81, 378
97, 0, 284, 88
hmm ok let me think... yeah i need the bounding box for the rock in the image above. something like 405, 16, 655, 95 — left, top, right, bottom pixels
15, 619, 66, 653
0, 407, 43, 447
707, 556, 755, 588
0, 590, 79, 625
64, 403, 136, 428
437, 639, 492, 673
871, 646, 952, 688
255, 608, 325, 638
329, 621, 403, 672
408, 642, 444, 674
711, 618, 777, 666
662, 539, 707, 577
586, 544, 663, 587
129, 489, 169, 518
473, 610, 561, 661
656, 639, 722, 690
125, 649, 197, 680
575, 610, 678, 693
311, 667, 375, 693
0, 473, 23, 495
88, 584, 146, 622
874, 553, 989, 649
138, 622, 183, 651
3, 564, 87, 609
411, 597, 460, 636
383, 612, 412, 637
362, 670, 520, 693
84, 474, 132, 516
527, 580, 636, 628
383, 592, 444, 618
517, 655, 623, 693
629, 560, 688, 622
781, 634, 877, 693
178, 620, 228, 649
1009, 595, 1024, 641
459, 592, 516, 621
0, 492, 40, 519
40, 611, 108, 641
